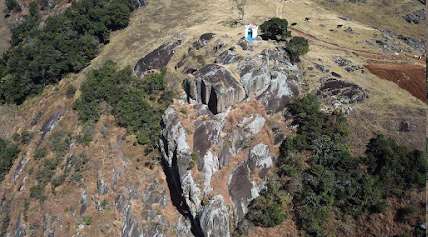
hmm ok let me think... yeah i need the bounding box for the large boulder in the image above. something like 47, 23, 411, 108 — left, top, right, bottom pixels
403, 9, 425, 24
239, 48, 300, 112
186, 64, 246, 114
317, 78, 368, 113
199, 196, 230, 237
192, 33, 216, 50
134, 40, 182, 78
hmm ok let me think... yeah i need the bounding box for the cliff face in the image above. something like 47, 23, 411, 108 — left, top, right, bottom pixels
158, 33, 302, 236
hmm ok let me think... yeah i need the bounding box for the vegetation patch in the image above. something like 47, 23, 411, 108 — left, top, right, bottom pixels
246, 95, 426, 236
0, 138, 20, 182
75, 61, 172, 147
0, 0, 139, 104
260, 17, 291, 41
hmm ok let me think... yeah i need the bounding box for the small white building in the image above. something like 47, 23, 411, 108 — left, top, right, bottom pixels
245, 24, 258, 41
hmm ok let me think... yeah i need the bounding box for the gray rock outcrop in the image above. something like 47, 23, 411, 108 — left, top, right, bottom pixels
134, 40, 182, 78
216, 48, 241, 64
403, 9, 425, 24
199, 196, 230, 237
239, 48, 300, 112
186, 64, 246, 114
193, 33, 216, 50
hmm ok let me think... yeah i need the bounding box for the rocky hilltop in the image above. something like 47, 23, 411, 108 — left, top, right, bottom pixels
0, 0, 426, 237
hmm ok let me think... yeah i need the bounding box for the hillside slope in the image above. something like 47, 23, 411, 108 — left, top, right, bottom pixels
0, 0, 426, 236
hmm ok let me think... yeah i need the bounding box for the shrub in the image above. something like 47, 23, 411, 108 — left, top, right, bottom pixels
82, 216, 92, 225
65, 85, 77, 98
364, 135, 427, 196
33, 147, 47, 160
51, 175, 65, 189
249, 94, 426, 236
396, 206, 417, 223
5, 0, 21, 12
48, 131, 71, 157
12, 131, 33, 145
246, 181, 287, 227
77, 122, 95, 145
0, 138, 20, 182
30, 184, 45, 201
260, 17, 290, 41
286, 36, 309, 61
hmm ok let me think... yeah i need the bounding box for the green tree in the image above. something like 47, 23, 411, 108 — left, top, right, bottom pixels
260, 17, 290, 41
286, 36, 309, 61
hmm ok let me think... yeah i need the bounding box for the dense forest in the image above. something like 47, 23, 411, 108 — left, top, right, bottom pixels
0, 0, 139, 104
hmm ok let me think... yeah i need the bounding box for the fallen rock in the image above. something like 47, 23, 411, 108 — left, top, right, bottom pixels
403, 9, 425, 24
134, 40, 182, 78
334, 57, 363, 72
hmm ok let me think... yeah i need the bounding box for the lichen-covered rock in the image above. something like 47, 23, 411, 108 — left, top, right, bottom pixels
159, 108, 202, 217
192, 33, 216, 50
189, 64, 246, 114
239, 48, 300, 112
228, 144, 272, 221
317, 78, 368, 104
134, 40, 182, 78
403, 9, 425, 24
216, 48, 241, 64
200, 196, 230, 237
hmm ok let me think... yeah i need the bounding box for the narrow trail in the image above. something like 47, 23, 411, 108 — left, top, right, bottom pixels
290, 27, 426, 66
273, 1, 424, 66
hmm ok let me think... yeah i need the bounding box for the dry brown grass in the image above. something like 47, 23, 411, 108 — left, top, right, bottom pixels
0, 0, 11, 53
313, 0, 426, 39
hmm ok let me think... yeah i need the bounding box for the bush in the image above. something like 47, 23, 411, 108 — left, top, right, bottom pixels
30, 184, 45, 201
12, 131, 33, 145
77, 122, 95, 145
5, 0, 21, 12
82, 216, 92, 225
33, 147, 47, 160
246, 181, 287, 227
65, 85, 76, 98
260, 17, 290, 41
286, 36, 309, 61
365, 135, 427, 196
48, 131, 71, 157
0, 138, 20, 182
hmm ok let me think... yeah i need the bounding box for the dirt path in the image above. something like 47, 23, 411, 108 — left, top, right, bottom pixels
290, 27, 425, 65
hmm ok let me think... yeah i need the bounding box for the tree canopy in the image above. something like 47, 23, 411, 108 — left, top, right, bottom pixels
0, 0, 138, 104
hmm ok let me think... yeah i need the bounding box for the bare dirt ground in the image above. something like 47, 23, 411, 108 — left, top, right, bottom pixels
366, 63, 426, 102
